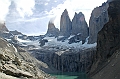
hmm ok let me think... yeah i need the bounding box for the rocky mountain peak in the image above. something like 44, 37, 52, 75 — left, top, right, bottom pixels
98, 0, 120, 60
48, 21, 56, 30
46, 21, 59, 37
71, 12, 88, 41
59, 9, 72, 37
74, 12, 85, 22
63, 9, 68, 15
88, 2, 109, 44
90, 1, 120, 79
0, 22, 9, 33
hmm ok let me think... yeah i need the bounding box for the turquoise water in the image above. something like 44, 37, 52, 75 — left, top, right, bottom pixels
51, 72, 91, 79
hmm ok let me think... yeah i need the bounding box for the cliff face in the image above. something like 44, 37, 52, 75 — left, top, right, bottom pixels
90, 1, 120, 79
97, 0, 120, 61
46, 22, 59, 37
60, 9, 72, 37
71, 12, 89, 41
88, 2, 109, 44
31, 47, 96, 73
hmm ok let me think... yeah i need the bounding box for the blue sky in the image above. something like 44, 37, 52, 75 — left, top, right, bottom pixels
0, 0, 107, 36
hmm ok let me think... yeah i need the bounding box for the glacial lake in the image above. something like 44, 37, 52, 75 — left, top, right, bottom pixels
51, 72, 92, 79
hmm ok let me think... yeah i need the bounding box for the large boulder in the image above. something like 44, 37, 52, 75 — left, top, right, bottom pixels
71, 12, 89, 41
88, 2, 109, 44
59, 9, 72, 37
46, 21, 59, 37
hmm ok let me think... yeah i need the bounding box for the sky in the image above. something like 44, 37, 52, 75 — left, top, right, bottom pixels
0, 0, 107, 36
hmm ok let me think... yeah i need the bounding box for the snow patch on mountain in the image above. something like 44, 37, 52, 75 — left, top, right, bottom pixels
16, 37, 40, 48
43, 36, 96, 49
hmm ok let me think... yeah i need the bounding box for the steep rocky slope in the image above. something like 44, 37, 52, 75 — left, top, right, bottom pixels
0, 37, 55, 79
59, 9, 72, 37
89, 0, 120, 79
91, 49, 120, 79
71, 12, 89, 41
88, 2, 109, 44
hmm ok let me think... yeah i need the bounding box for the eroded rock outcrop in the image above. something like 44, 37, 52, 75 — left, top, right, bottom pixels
0, 37, 55, 79
71, 12, 89, 41
89, 1, 120, 79
59, 9, 72, 37
88, 2, 109, 44
46, 21, 59, 37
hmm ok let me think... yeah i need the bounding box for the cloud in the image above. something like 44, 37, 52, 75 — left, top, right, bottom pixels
14, 0, 35, 18
46, 0, 107, 29
1, 0, 107, 35
0, 0, 11, 21
49, 16, 56, 23
0, 0, 35, 21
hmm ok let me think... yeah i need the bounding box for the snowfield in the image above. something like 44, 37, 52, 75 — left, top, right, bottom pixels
43, 36, 97, 50
16, 37, 41, 48
10, 35, 96, 50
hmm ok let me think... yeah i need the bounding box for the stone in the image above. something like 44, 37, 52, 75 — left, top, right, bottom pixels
46, 21, 59, 37
0, 37, 55, 79
32, 46, 96, 73
97, 0, 120, 61
88, 2, 109, 44
71, 12, 89, 41
39, 39, 48, 46
0, 22, 9, 33
59, 9, 72, 37
3, 64, 33, 78
89, 0, 120, 78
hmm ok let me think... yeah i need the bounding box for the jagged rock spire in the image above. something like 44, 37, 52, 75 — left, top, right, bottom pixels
59, 9, 72, 37
71, 12, 89, 41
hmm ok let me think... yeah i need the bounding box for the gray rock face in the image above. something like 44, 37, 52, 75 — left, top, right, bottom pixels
46, 22, 59, 37
107, 0, 113, 2
97, 0, 120, 62
88, 2, 109, 44
89, 1, 120, 78
71, 12, 89, 41
60, 9, 72, 37
31, 47, 96, 72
